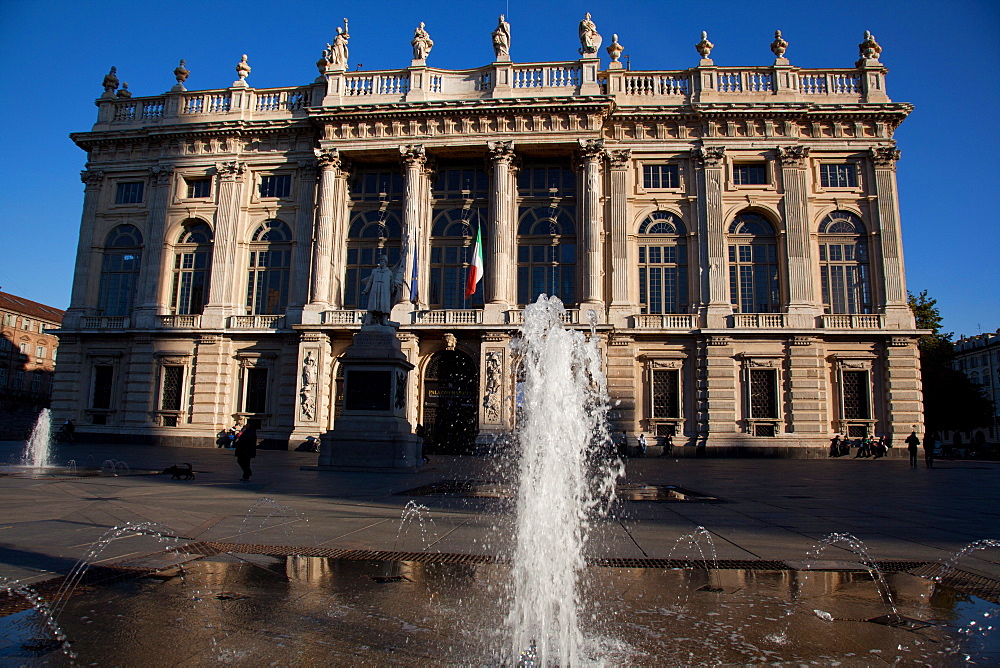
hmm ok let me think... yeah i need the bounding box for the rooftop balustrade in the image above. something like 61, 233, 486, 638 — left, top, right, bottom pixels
92, 57, 891, 130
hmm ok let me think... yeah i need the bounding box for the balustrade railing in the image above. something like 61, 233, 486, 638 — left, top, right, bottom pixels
322, 310, 365, 325
821, 314, 884, 329
732, 313, 786, 328
82, 316, 130, 329
511, 64, 580, 89
506, 309, 579, 325
229, 315, 285, 329
412, 310, 483, 324
622, 73, 690, 97
159, 315, 201, 328
632, 314, 699, 329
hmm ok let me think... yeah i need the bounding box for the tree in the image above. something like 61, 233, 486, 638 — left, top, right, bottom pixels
909, 290, 993, 438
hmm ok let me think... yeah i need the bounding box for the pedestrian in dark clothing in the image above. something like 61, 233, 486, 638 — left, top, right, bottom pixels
905, 431, 919, 468
618, 431, 628, 458
830, 434, 842, 457
234, 425, 258, 480
660, 433, 674, 457
924, 437, 935, 468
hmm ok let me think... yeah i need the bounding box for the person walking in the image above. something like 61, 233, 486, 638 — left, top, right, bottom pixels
660, 433, 674, 457
924, 436, 936, 468
618, 431, 629, 458
234, 424, 258, 480
905, 431, 920, 468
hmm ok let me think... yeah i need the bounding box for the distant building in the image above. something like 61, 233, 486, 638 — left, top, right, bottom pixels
950, 331, 1000, 446
53, 19, 923, 454
0, 291, 64, 438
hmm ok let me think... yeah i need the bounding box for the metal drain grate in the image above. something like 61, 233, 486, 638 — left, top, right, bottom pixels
396, 480, 725, 502
910, 564, 1000, 604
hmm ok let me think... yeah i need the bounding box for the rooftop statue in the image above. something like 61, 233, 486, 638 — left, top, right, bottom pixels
578, 12, 602, 55
492, 14, 510, 60
331, 19, 350, 69
412, 22, 434, 61
606, 34, 623, 63
116, 82, 132, 98
173, 59, 190, 91
235, 54, 251, 82
770, 30, 788, 59
101, 66, 119, 98
859, 30, 882, 60
362, 255, 404, 327
695, 31, 714, 60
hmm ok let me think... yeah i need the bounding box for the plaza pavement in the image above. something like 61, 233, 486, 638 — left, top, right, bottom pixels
2, 440, 999, 587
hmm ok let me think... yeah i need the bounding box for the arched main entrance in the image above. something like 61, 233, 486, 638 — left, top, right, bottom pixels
422, 350, 479, 454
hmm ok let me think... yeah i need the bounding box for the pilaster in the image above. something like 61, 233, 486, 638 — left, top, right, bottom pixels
606, 149, 632, 325
785, 336, 827, 435
869, 147, 914, 328
135, 165, 174, 328
699, 335, 737, 441
189, 334, 234, 430
884, 336, 923, 439
693, 146, 731, 328
64, 170, 105, 329
479, 331, 511, 439
289, 159, 319, 321
606, 334, 638, 435
577, 138, 605, 313
399, 145, 428, 307
305, 149, 341, 321
122, 336, 156, 424
203, 161, 248, 327
485, 141, 517, 318
777, 146, 818, 327
292, 332, 331, 438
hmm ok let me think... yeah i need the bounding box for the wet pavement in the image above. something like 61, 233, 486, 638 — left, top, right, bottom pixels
2, 440, 1000, 663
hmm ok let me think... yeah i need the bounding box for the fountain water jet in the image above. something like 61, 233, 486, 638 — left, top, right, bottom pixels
506, 295, 624, 665
21, 409, 53, 469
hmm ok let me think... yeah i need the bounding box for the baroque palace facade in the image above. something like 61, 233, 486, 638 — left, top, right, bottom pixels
54, 18, 923, 454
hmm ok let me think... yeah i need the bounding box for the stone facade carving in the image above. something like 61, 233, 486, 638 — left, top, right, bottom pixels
492, 15, 510, 60
235, 54, 251, 82
777, 145, 810, 167
577, 137, 605, 160
578, 13, 602, 55
80, 169, 105, 187
695, 31, 714, 59
483, 350, 502, 423
606, 149, 631, 170
443, 333, 457, 350
770, 30, 788, 59
606, 34, 623, 63
314, 147, 341, 169
300, 351, 317, 419
101, 67, 119, 98
412, 22, 434, 61
116, 83, 132, 99
149, 164, 174, 185
331, 20, 350, 69
692, 145, 726, 167
858, 30, 882, 61
487, 140, 515, 163
173, 60, 190, 90
871, 146, 901, 168
215, 160, 247, 179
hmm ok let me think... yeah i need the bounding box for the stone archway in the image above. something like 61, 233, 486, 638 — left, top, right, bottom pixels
422, 349, 479, 454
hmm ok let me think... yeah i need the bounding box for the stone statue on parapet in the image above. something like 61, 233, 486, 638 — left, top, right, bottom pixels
173, 59, 190, 92
361, 255, 404, 327
116, 82, 132, 98
578, 12, 601, 55
492, 14, 511, 60
331, 19, 350, 69
102, 67, 119, 98
412, 22, 434, 61
858, 30, 882, 61
235, 54, 251, 83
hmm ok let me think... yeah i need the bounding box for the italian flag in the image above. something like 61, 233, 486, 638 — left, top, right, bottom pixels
465, 224, 484, 298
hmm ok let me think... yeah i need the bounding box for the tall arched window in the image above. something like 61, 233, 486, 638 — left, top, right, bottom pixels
246, 220, 292, 315
343, 210, 402, 308
728, 212, 779, 313
516, 207, 576, 306
98, 224, 143, 316
818, 211, 872, 314
429, 208, 485, 308
638, 211, 688, 314
171, 220, 212, 315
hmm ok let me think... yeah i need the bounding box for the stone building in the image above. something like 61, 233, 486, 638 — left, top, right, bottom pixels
1, 291, 64, 438
949, 331, 1000, 447
54, 19, 923, 454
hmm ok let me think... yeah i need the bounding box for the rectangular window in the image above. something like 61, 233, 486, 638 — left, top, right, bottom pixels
115, 181, 144, 204
643, 164, 680, 189
748, 368, 778, 419
31, 373, 40, 394
21, 319, 30, 330
92, 365, 114, 409
14, 370, 24, 390
259, 174, 291, 198
19, 342, 29, 355
651, 368, 680, 419
733, 164, 768, 185
842, 370, 871, 420
242, 367, 269, 413
820, 163, 857, 188
160, 366, 184, 411
186, 177, 212, 198
36, 346, 45, 359
3, 313, 13, 326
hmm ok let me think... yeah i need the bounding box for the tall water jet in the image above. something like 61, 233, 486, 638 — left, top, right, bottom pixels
21, 408, 53, 468
507, 295, 622, 665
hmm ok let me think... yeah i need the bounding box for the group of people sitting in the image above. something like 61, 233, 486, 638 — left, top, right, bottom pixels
829, 433, 891, 458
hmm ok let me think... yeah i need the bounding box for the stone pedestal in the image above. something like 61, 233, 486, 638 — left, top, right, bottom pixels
317, 325, 422, 471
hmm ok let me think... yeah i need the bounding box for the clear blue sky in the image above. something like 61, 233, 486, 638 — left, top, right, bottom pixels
1, 0, 997, 336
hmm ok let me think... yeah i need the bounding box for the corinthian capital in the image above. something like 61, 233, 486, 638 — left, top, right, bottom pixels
80, 169, 105, 188
314, 147, 341, 170
487, 140, 516, 163
692, 145, 726, 168
149, 164, 175, 185
399, 144, 426, 167
215, 160, 248, 180
870, 146, 900, 168
577, 138, 606, 161
777, 145, 810, 167
606, 149, 632, 170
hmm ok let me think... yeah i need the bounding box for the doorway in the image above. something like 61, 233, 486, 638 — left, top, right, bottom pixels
422, 350, 479, 454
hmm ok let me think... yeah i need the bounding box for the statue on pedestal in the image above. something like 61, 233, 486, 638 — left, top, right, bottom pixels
578, 13, 601, 55
412, 22, 434, 61
331, 19, 350, 69
235, 54, 251, 83
361, 255, 404, 326
102, 66, 119, 98
492, 14, 510, 60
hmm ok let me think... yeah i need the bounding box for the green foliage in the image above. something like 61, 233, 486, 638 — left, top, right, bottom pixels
908, 290, 994, 434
